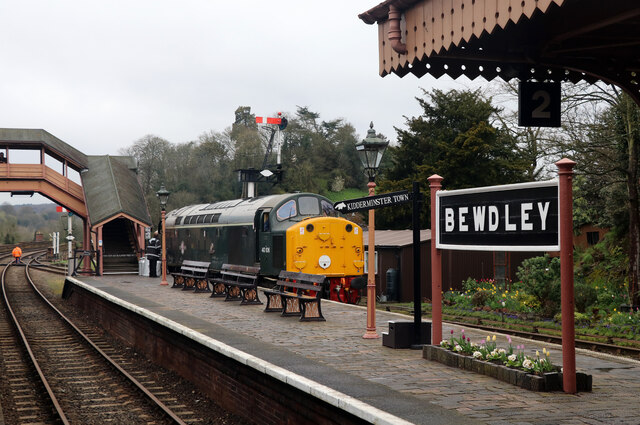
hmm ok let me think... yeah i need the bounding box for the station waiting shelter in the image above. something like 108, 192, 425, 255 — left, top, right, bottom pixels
0, 128, 151, 274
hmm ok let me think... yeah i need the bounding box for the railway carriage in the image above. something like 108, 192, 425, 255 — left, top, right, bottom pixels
165, 193, 366, 303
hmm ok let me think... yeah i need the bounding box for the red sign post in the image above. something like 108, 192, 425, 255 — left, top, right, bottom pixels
557, 158, 577, 393
428, 174, 443, 345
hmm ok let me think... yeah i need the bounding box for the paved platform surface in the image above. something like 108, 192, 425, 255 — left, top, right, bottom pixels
70, 275, 640, 425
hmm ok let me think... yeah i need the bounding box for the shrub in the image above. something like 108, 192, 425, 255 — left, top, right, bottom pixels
516, 255, 561, 316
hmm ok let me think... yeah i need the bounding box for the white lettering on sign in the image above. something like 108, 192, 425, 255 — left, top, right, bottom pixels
445, 208, 454, 232
538, 202, 550, 231
489, 206, 499, 231
442, 202, 551, 233
473, 206, 485, 231
459, 207, 468, 232
505, 205, 516, 231
521, 203, 533, 231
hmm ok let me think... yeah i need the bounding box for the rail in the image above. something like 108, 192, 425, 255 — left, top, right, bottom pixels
0, 253, 188, 424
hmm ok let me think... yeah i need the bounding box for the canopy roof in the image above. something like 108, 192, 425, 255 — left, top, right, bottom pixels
359, 0, 640, 103
81, 155, 151, 227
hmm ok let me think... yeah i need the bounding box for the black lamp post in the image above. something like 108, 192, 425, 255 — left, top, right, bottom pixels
156, 184, 170, 286
356, 122, 389, 339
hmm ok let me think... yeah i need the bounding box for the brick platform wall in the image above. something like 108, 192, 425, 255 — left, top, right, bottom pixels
61, 282, 368, 425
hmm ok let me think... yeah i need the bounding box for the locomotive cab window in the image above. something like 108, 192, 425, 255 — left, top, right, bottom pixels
298, 196, 320, 216
321, 199, 338, 217
276, 200, 297, 221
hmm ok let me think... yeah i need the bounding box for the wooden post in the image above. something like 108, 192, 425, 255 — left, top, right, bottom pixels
428, 174, 443, 345
556, 158, 577, 393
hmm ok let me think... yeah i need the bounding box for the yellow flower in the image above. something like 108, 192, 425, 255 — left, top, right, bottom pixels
536, 350, 540, 357
492, 335, 496, 342
543, 348, 548, 356
486, 335, 491, 342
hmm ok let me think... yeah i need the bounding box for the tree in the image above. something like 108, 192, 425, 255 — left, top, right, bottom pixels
119, 135, 172, 196
376, 88, 529, 229
558, 85, 640, 304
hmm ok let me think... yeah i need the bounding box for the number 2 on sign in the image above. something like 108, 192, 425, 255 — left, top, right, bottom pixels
532, 90, 551, 119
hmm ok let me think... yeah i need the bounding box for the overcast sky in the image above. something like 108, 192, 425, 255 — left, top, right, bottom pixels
0, 0, 481, 204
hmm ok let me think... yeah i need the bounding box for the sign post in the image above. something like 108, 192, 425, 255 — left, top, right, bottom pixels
428, 175, 444, 345
557, 158, 577, 394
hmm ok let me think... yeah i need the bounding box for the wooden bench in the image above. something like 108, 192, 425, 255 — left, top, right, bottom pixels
170, 260, 211, 293
209, 264, 261, 305
263, 271, 326, 322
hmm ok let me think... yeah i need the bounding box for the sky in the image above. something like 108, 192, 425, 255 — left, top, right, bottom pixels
0, 0, 481, 204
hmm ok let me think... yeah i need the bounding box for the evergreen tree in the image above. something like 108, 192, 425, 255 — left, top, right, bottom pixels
376, 88, 529, 229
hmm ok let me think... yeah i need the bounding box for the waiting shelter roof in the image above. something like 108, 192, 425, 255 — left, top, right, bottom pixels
359, 0, 640, 104
81, 155, 151, 227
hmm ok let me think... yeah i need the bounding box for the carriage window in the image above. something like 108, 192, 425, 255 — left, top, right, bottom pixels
175, 217, 183, 225
196, 215, 205, 224
299, 196, 320, 215
276, 200, 297, 221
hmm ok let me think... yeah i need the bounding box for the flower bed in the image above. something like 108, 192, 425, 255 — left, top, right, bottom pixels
424, 331, 592, 392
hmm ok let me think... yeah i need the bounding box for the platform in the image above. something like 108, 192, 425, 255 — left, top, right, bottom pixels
67, 275, 640, 425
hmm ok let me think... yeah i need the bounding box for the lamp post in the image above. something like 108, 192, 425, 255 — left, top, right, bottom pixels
356, 122, 389, 339
156, 184, 170, 286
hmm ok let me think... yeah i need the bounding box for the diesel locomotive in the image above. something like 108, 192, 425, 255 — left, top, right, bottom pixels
165, 193, 366, 303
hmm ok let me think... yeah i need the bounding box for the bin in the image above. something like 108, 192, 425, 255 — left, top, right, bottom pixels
139, 258, 149, 277
386, 268, 399, 301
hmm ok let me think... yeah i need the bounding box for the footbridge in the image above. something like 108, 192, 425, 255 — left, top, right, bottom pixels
0, 128, 152, 274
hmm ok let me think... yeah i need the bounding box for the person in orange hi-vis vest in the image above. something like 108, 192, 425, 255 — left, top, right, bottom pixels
12, 246, 22, 264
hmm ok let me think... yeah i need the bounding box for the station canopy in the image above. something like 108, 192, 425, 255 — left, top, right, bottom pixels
359, 0, 640, 104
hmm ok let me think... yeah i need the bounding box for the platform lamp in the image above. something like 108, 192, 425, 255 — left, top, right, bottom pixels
356, 122, 388, 339
156, 184, 171, 286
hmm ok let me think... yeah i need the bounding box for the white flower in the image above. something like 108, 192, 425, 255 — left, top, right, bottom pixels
440, 340, 449, 347
473, 351, 483, 359
508, 354, 517, 362
498, 348, 506, 354
454, 344, 463, 352
490, 349, 499, 357
523, 359, 534, 369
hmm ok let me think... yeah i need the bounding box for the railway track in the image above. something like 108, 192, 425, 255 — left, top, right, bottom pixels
385, 305, 640, 360
0, 257, 190, 424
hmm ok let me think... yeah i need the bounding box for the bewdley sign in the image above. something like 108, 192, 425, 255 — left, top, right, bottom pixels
436, 180, 559, 251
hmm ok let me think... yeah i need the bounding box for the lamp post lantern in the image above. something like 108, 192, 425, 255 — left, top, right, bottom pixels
156, 184, 170, 286
356, 122, 389, 339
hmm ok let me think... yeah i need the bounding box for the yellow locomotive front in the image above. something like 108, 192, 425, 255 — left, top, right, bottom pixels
285, 216, 365, 304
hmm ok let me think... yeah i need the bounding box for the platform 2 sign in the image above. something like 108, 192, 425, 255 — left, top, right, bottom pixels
518, 81, 561, 127
334, 190, 411, 213
436, 180, 559, 251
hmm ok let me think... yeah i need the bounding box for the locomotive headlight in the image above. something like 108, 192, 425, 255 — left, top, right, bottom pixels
296, 247, 303, 255
318, 255, 331, 269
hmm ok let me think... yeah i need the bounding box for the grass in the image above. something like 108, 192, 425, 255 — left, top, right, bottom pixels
324, 188, 368, 203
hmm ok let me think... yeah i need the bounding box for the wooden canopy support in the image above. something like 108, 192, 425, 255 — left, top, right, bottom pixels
359, 0, 640, 105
